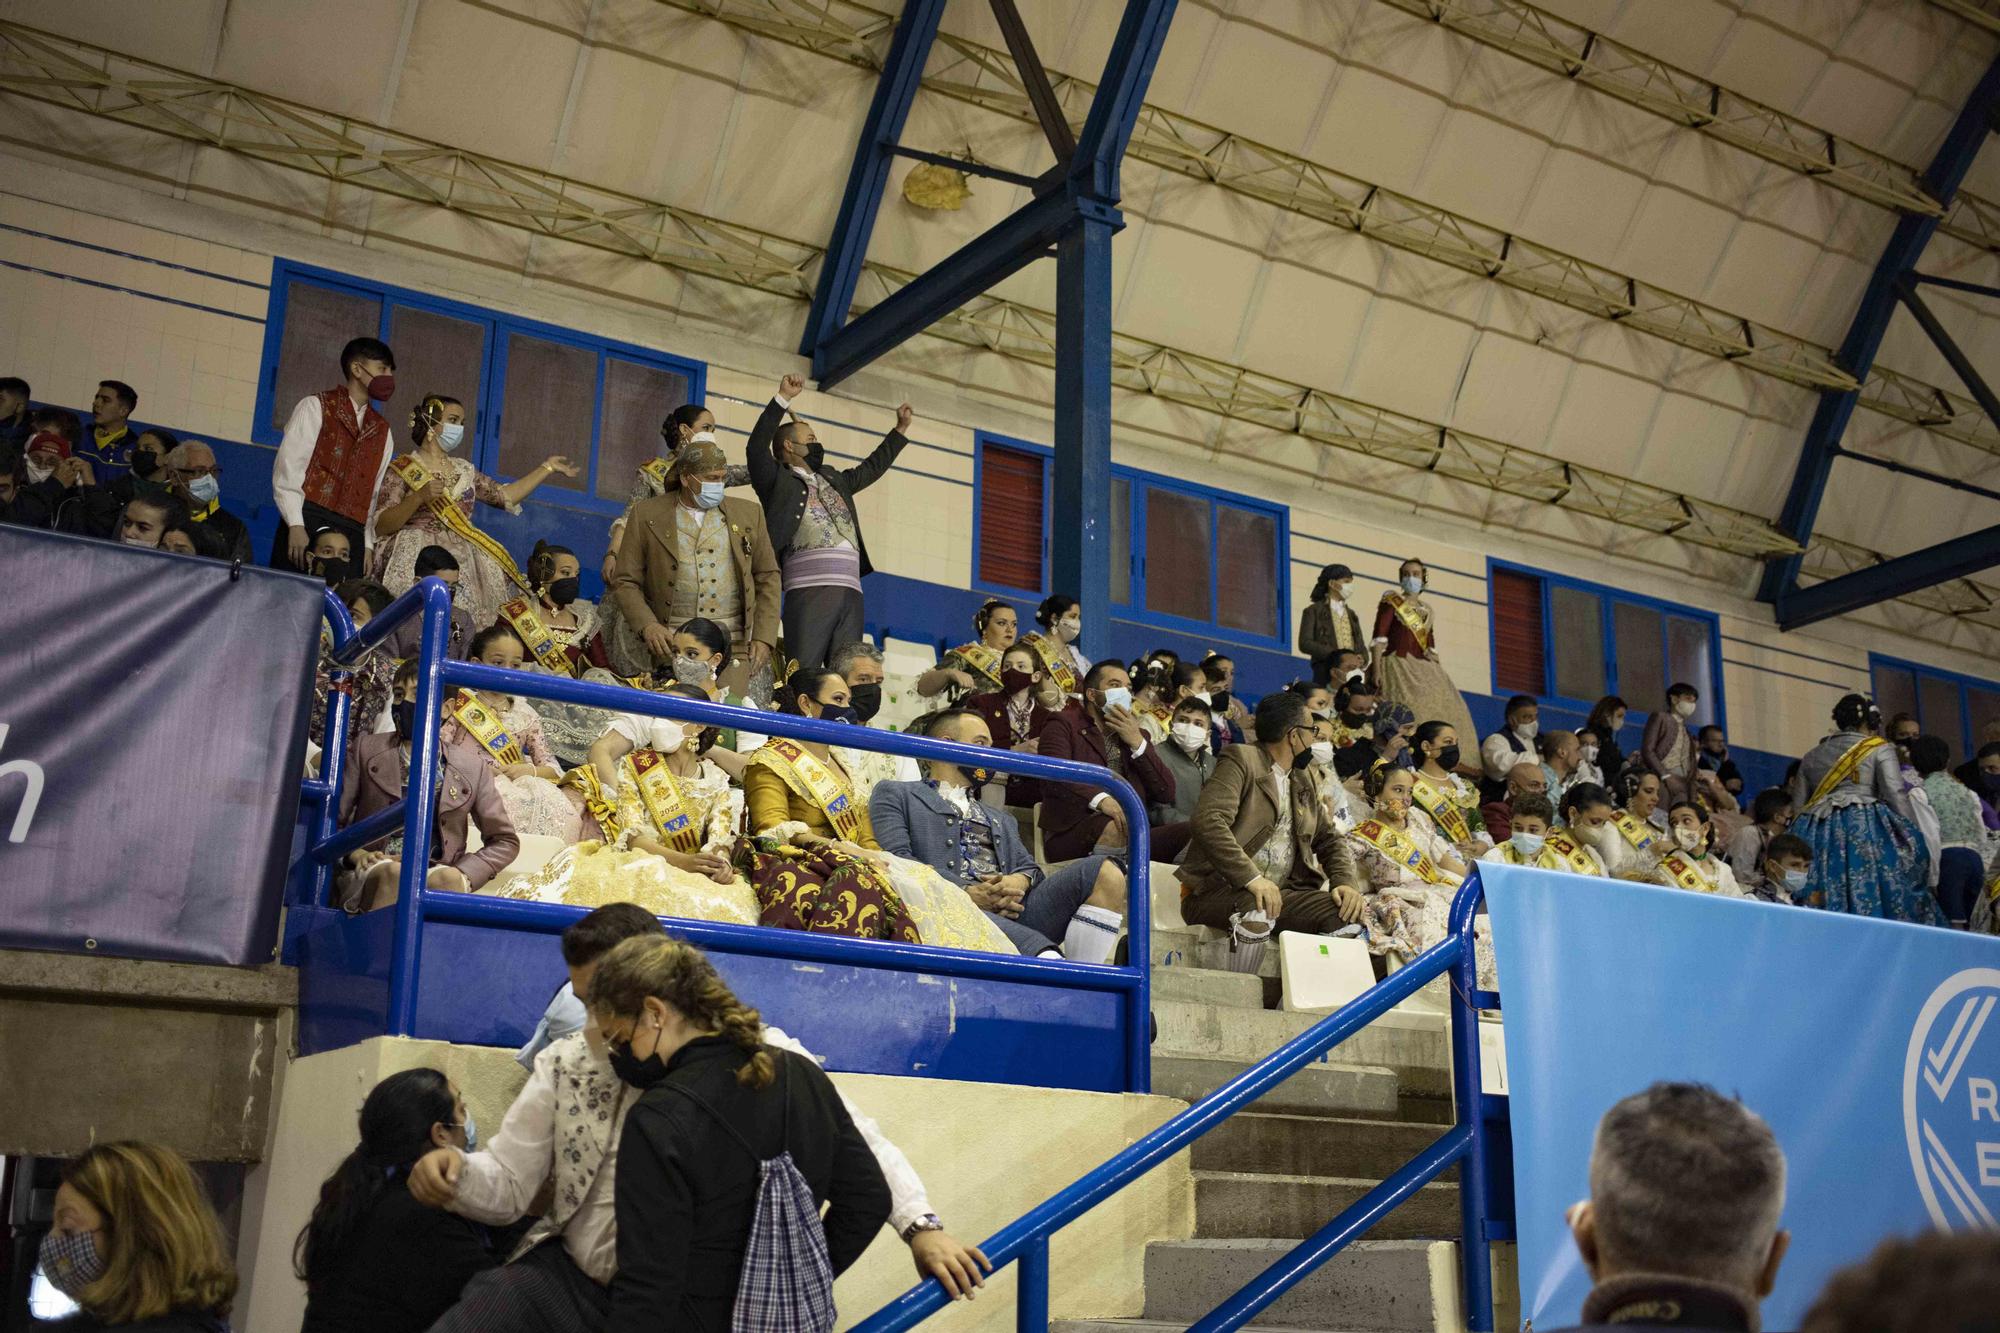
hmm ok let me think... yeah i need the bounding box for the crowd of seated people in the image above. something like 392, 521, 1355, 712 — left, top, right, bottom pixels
10, 344, 2000, 971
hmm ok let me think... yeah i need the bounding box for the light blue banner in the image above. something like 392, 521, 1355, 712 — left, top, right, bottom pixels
1481, 863, 2000, 1330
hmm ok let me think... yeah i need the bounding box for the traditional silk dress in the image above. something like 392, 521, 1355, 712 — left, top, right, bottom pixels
1793, 732, 1940, 923
1371, 592, 1479, 752
744, 739, 1014, 953
441, 691, 580, 841
1348, 813, 1496, 989
1598, 808, 1668, 881
372, 453, 527, 631
505, 752, 760, 925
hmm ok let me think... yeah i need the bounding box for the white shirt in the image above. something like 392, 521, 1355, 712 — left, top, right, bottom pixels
1480, 731, 1534, 783
454, 1019, 934, 1283
271, 391, 396, 541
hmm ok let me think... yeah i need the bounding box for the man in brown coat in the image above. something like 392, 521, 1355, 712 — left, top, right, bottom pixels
610, 437, 781, 697
1179, 689, 1366, 934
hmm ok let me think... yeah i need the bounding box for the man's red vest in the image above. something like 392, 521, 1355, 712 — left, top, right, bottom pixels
302, 387, 392, 524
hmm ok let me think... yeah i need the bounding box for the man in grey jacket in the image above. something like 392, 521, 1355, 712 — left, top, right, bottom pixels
872, 709, 1129, 961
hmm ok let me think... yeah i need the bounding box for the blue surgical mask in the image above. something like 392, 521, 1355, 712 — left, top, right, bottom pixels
1510, 831, 1546, 857
436, 421, 466, 451
1781, 867, 1809, 893
1100, 686, 1133, 713
1401, 575, 1424, 596
695, 480, 726, 509
186, 473, 220, 505
460, 1111, 477, 1152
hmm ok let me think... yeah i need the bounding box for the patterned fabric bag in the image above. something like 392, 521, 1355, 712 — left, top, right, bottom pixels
668, 1060, 836, 1333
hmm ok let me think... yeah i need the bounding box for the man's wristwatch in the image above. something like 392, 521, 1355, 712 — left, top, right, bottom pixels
900, 1214, 945, 1242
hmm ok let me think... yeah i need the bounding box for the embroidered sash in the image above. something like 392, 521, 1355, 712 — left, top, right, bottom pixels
451, 690, 522, 766
1612, 811, 1660, 856
626, 750, 704, 853
1354, 819, 1448, 886
390, 455, 532, 595
1020, 632, 1077, 694
949, 642, 1004, 690
1808, 736, 1889, 807
1383, 593, 1432, 650
1658, 851, 1719, 893
639, 456, 672, 494
753, 739, 864, 843
560, 765, 621, 841
1542, 829, 1600, 876
499, 597, 576, 676
1411, 773, 1472, 843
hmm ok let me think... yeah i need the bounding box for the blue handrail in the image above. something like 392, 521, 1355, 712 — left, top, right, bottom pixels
305, 579, 1160, 1090
852, 868, 1499, 1333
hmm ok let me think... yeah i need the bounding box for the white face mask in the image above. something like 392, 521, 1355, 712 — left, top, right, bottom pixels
654, 720, 688, 753
122, 533, 157, 548
1580, 742, 1599, 762
1310, 741, 1335, 768
1191, 691, 1211, 704
1674, 699, 1697, 719
1344, 669, 1365, 686
436, 421, 466, 450
1171, 721, 1208, 752
1514, 720, 1539, 742
1055, 618, 1080, 643
1580, 823, 1615, 851
1674, 825, 1705, 853
1400, 575, 1423, 596
1099, 686, 1132, 714
1510, 831, 1546, 857
25, 458, 53, 483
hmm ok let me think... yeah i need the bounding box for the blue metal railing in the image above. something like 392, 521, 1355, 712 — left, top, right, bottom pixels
853, 869, 1501, 1333
302, 579, 1160, 1090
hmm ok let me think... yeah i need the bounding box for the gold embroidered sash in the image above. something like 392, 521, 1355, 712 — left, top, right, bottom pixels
752, 739, 864, 843
1808, 736, 1889, 807
1543, 830, 1601, 876
560, 765, 621, 841
500, 597, 576, 676
949, 642, 1004, 690
1411, 773, 1472, 844
1021, 632, 1077, 694
391, 455, 532, 595
1383, 594, 1432, 650
626, 750, 704, 853
640, 456, 672, 494
450, 690, 522, 766
1657, 851, 1719, 893
1354, 819, 1448, 886
1612, 811, 1660, 856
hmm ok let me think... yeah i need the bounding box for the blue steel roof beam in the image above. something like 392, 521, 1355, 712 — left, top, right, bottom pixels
1758, 53, 2000, 613
1779, 525, 2000, 629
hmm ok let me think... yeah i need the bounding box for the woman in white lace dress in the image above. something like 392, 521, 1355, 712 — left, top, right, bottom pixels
370, 393, 578, 629
1348, 763, 1495, 988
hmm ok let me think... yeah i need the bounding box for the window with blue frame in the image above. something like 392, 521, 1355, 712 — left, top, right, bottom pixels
972, 433, 1289, 650
254, 261, 704, 509
1488, 560, 1725, 730
1870, 655, 2000, 767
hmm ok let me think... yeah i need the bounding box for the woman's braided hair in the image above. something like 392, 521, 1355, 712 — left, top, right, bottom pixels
587, 936, 774, 1089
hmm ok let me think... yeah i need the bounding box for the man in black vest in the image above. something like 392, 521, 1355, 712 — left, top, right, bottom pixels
746, 373, 911, 672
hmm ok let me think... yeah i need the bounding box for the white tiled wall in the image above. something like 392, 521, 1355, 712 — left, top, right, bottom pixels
1, 175, 1988, 764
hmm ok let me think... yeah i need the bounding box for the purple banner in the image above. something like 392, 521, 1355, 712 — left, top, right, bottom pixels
0, 525, 322, 965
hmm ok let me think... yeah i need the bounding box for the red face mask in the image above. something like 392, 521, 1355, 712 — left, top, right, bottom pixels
366, 373, 396, 401
1000, 668, 1036, 694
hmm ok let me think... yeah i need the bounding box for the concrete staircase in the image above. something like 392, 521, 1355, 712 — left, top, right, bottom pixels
1061, 946, 1508, 1332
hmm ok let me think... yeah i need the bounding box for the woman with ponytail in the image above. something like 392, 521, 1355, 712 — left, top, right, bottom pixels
298, 1068, 495, 1333
370, 392, 578, 629
587, 935, 890, 1332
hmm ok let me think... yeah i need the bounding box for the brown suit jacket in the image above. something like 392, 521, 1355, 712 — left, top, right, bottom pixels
338, 730, 520, 889
1178, 743, 1358, 896
610, 493, 781, 650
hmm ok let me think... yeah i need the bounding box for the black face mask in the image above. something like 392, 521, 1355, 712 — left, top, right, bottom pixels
314, 556, 352, 584
1435, 744, 1461, 770
1210, 688, 1230, 714
607, 1038, 670, 1090
545, 576, 580, 607
966, 765, 994, 786
849, 682, 882, 723
815, 703, 858, 726
1341, 710, 1372, 728
391, 699, 417, 740
131, 449, 164, 477
1291, 747, 1316, 772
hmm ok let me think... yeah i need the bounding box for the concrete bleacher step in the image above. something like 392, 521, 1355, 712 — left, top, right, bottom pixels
1151, 1000, 1451, 1098
1149, 965, 1264, 1009
1193, 1169, 1460, 1241
1150, 1056, 1399, 1119
1150, 925, 1280, 978
1190, 1112, 1460, 1183
1142, 1239, 1444, 1330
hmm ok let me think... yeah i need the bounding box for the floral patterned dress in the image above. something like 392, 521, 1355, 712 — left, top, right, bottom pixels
372, 454, 524, 631
1349, 811, 1496, 989
443, 695, 580, 840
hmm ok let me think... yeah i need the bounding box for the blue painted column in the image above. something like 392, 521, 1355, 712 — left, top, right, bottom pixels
1052, 204, 1120, 650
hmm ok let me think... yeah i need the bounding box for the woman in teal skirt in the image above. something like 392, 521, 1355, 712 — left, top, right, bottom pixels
1791, 694, 1940, 925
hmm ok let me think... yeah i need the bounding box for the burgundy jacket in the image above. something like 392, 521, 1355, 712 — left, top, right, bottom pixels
962, 689, 1071, 808
338, 731, 520, 889
1036, 708, 1176, 862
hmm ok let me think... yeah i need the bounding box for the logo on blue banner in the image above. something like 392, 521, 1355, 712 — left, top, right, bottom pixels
1904, 967, 2000, 1229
